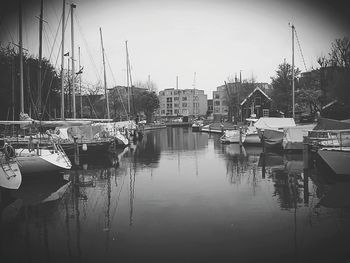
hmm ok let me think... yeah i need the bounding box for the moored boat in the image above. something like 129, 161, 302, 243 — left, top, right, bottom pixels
316, 147, 350, 176
15, 143, 72, 175
243, 117, 260, 145
220, 129, 246, 144
192, 120, 204, 132
255, 117, 296, 149
0, 141, 22, 189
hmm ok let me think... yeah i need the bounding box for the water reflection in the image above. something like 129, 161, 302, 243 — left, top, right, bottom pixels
1, 128, 350, 263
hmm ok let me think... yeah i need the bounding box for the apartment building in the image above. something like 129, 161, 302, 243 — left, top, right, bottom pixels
158, 88, 208, 117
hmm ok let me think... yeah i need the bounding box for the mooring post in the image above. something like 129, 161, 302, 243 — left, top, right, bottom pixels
302, 136, 309, 169
239, 126, 242, 146
262, 151, 266, 179
303, 168, 309, 205
74, 137, 79, 166
262, 129, 265, 153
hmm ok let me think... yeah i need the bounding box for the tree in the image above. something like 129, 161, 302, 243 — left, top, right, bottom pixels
134, 91, 159, 122
316, 37, 350, 106
270, 61, 300, 116
0, 45, 61, 120
328, 37, 350, 69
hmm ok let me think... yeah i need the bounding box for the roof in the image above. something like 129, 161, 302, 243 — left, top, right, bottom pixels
240, 87, 272, 106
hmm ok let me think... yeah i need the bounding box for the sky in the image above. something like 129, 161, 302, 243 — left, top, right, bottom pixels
1, 0, 349, 99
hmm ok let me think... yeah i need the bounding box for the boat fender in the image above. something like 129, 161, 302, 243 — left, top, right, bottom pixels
82, 143, 88, 151
4, 144, 16, 159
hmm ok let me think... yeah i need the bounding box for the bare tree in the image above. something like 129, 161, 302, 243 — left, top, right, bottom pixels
329, 37, 350, 69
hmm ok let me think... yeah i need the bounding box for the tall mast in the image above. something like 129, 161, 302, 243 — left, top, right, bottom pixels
60, 0, 65, 120
19, 0, 24, 113
192, 72, 196, 116
99, 27, 110, 119
78, 46, 83, 118
71, 3, 76, 118
126, 40, 130, 116
38, 0, 43, 116
291, 24, 295, 119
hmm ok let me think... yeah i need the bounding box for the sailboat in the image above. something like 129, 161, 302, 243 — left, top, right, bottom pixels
0, 140, 22, 189
15, 142, 71, 175
0, 1, 72, 175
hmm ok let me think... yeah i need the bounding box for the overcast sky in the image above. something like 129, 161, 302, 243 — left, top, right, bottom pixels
1, 0, 349, 98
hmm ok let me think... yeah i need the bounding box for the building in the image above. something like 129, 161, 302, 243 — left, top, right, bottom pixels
240, 87, 272, 119
207, 99, 213, 115
158, 88, 208, 118
212, 82, 271, 122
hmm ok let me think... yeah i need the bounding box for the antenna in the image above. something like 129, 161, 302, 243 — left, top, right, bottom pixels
192, 72, 196, 90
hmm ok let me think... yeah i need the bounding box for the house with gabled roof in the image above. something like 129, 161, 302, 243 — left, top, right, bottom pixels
240, 87, 272, 120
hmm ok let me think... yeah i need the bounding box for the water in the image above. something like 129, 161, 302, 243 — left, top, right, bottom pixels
1, 127, 350, 263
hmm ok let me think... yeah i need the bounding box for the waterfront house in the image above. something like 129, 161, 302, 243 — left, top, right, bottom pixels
240, 87, 272, 120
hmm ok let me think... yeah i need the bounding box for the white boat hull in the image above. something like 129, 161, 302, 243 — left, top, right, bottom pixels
220, 130, 246, 144
0, 153, 22, 189
16, 148, 72, 175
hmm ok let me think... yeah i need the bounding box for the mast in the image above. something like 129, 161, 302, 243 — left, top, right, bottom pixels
125, 40, 130, 116
78, 46, 83, 118
19, 0, 24, 113
192, 72, 196, 116
99, 27, 110, 119
71, 3, 76, 118
60, 0, 65, 120
38, 0, 43, 116
291, 24, 295, 119
176, 75, 178, 90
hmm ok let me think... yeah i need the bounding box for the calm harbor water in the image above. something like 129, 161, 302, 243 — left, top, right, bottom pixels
1, 127, 350, 263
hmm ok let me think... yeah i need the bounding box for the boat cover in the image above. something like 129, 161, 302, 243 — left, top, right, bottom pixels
254, 117, 295, 130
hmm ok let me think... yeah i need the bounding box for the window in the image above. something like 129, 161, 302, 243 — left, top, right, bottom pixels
214, 93, 220, 99
214, 100, 220, 106
263, 109, 269, 117
214, 107, 220, 113
166, 97, 172, 103
161, 110, 165, 115
174, 103, 179, 108
167, 103, 172, 108
254, 96, 261, 105
174, 109, 179, 114
182, 103, 187, 107
166, 109, 172, 115
174, 97, 179, 101
182, 97, 187, 101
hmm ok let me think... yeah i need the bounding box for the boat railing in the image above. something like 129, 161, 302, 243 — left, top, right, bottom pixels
307, 129, 350, 149
55, 143, 72, 167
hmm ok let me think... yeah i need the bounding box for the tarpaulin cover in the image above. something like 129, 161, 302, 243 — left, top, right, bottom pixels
254, 117, 296, 130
